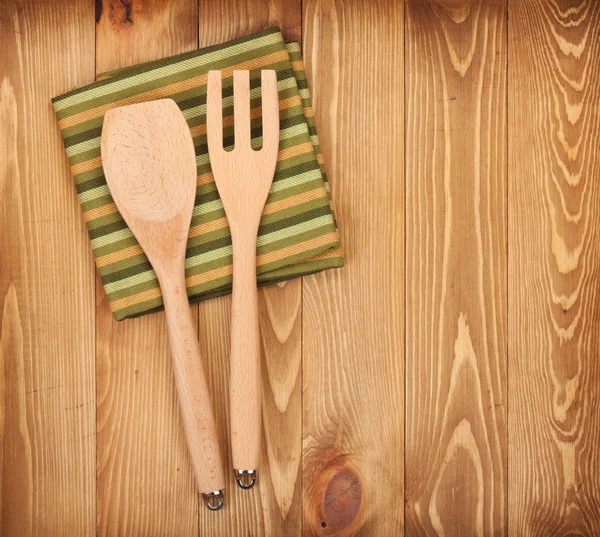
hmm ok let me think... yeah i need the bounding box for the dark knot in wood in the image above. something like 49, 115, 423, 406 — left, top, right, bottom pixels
306, 454, 364, 537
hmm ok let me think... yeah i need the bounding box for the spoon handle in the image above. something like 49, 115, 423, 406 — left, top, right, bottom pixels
230, 233, 262, 474
159, 266, 225, 495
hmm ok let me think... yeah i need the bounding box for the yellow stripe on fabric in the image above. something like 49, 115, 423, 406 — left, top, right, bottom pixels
262, 186, 326, 215
110, 287, 162, 312
53, 32, 283, 111
186, 264, 233, 288
197, 172, 215, 185
256, 231, 338, 266
189, 217, 229, 238
294, 246, 344, 263
277, 141, 314, 161
71, 156, 102, 176
58, 50, 289, 129
96, 244, 144, 268
83, 202, 118, 222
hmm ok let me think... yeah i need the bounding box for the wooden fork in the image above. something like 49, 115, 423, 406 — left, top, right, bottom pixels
206, 70, 280, 489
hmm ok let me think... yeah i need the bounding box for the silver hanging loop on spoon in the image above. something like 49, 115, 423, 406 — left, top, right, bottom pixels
202, 490, 225, 511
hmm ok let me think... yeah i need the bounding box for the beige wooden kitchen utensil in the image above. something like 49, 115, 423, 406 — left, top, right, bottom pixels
101, 99, 226, 510
206, 70, 280, 489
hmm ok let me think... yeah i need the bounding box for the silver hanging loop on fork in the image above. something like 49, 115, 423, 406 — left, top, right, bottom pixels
235, 469, 257, 489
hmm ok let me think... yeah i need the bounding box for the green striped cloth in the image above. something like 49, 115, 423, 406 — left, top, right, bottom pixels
52, 27, 343, 321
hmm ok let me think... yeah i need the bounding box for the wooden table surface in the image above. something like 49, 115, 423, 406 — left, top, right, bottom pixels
1, 1, 599, 536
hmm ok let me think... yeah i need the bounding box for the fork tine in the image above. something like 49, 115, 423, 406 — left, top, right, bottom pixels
233, 71, 251, 148
259, 70, 280, 155
206, 71, 224, 152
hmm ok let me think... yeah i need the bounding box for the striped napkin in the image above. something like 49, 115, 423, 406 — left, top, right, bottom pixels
52, 28, 343, 321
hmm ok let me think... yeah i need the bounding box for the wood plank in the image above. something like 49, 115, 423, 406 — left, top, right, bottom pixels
0, 1, 96, 535
404, 1, 507, 535
94, 2, 199, 536
199, 1, 301, 44
508, 1, 600, 533
301, 1, 404, 536
198, 3, 303, 536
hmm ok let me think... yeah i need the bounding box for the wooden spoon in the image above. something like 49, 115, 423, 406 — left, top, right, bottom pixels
101, 99, 225, 510
206, 70, 280, 488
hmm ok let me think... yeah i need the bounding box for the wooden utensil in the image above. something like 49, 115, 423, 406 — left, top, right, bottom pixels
206, 70, 280, 489
101, 99, 226, 510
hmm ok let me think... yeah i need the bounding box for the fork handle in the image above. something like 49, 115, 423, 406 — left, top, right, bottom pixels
158, 264, 226, 495
230, 232, 262, 473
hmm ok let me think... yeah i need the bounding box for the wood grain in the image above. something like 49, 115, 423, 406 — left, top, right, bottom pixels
95, 0, 198, 72
0, 1, 96, 535
508, 1, 600, 534
198, 0, 301, 45
198, 2, 304, 536
95, 2, 200, 536
404, 0, 507, 535
302, 1, 404, 535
